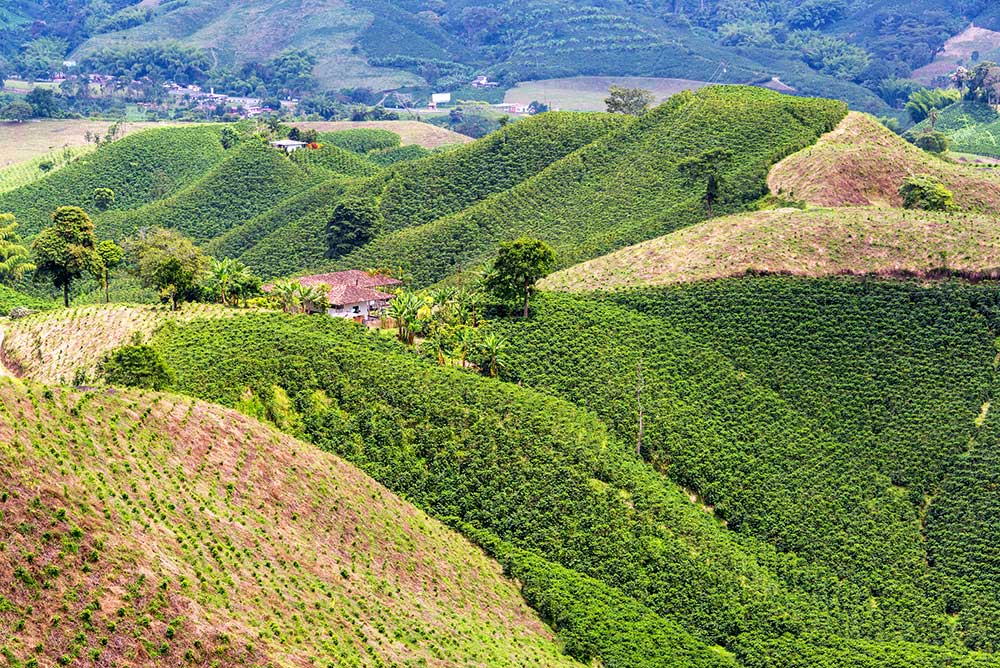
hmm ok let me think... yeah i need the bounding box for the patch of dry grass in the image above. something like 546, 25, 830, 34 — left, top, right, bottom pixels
543, 206, 1000, 291
297, 120, 472, 148
0, 119, 188, 167
0, 303, 239, 385
504, 76, 708, 111
0, 379, 578, 666
768, 112, 1000, 211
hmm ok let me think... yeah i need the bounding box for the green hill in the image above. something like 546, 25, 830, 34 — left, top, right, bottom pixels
0, 125, 227, 237
98, 139, 322, 243
327, 86, 846, 286
907, 101, 1000, 158
235, 110, 626, 278
0, 377, 583, 667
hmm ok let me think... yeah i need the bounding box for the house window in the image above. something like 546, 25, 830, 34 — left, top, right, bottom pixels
352, 305, 361, 314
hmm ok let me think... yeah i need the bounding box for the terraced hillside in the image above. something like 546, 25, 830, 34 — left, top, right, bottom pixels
0, 125, 227, 237
231, 110, 627, 278
325, 86, 846, 286
542, 206, 1000, 291
907, 102, 1000, 159
769, 112, 1000, 210
0, 379, 582, 667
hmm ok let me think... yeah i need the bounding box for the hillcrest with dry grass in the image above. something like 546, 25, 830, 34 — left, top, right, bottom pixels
768, 112, 1000, 211
0, 378, 579, 667
543, 206, 1000, 291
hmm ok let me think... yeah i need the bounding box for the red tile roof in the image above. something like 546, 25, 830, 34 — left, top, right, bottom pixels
326, 284, 394, 307
297, 270, 402, 290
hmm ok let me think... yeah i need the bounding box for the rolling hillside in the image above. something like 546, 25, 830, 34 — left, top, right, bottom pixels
769, 112, 1000, 210
0, 378, 582, 667
10, 298, 1000, 665
907, 101, 1000, 159
325, 86, 846, 286
0, 125, 227, 237
542, 206, 1000, 291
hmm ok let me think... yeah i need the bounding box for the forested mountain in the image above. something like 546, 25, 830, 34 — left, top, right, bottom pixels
3, 0, 998, 112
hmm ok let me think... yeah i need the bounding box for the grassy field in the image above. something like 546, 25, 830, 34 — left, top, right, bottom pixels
297, 120, 471, 148
0, 377, 580, 667
0, 303, 242, 385
911, 24, 1000, 84
769, 112, 1000, 210
504, 76, 709, 111
543, 206, 1000, 291
0, 119, 187, 167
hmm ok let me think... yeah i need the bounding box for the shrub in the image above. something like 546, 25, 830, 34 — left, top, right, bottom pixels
900, 175, 956, 211
100, 344, 174, 390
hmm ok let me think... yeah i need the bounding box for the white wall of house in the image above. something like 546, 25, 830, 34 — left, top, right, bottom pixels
327, 301, 371, 319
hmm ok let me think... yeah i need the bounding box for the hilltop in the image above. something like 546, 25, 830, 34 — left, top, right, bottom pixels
769, 112, 1000, 210
542, 207, 1000, 291
0, 378, 581, 667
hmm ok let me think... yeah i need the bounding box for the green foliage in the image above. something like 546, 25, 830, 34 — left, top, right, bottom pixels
325, 195, 382, 259
907, 102, 1000, 158
94, 239, 124, 304
0, 126, 227, 238
900, 175, 957, 211
103, 139, 319, 243
484, 237, 556, 317
318, 129, 401, 154
0, 213, 35, 283
32, 207, 100, 307
100, 344, 173, 390
92, 187, 115, 212
913, 131, 950, 154
605, 86, 655, 116
289, 144, 380, 177
128, 228, 210, 310
368, 144, 433, 166
0, 284, 54, 315
333, 87, 846, 287
207, 179, 349, 279
905, 88, 961, 124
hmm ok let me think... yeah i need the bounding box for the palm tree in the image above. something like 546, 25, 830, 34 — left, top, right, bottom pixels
0, 214, 35, 283
272, 278, 301, 313
208, 257, 238, 305
457, 326, 478, 368
478, 332, 508, 378
387, 291, 421, 344
297, 283, 328, 314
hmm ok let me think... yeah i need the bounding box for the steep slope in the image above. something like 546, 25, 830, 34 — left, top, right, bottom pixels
238, 111, 625, 278
542, 206, 1000, 291
330, 86, 846, 286
0, 378, 582, 667
98, 139, 322, 243
206, 178, 350, 263
0, 125, 227, 237
769, 112, 1000, 210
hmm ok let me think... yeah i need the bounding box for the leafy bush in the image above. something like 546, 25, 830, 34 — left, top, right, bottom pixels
913, 131, 950, 154
100, 344, 174, 390
900, 175, 956, 211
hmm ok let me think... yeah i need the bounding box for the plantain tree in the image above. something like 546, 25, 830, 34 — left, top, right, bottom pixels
0, 213, 35, 283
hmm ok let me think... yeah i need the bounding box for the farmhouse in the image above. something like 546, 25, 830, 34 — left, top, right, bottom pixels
296, 270, 402, 320
270, 139, 308, 153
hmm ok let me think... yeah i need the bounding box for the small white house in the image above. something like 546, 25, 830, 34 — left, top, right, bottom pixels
270, 139, 308, 153
325, 284, 395, 320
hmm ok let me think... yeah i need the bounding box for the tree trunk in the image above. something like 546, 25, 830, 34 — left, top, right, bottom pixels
63, 283, 70, 308
104, 274, 110, 304
522, 281, 530, 318
636, 360, 645, 457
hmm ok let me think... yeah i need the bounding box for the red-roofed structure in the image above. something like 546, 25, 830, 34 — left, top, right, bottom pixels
264, 270, 402, 320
